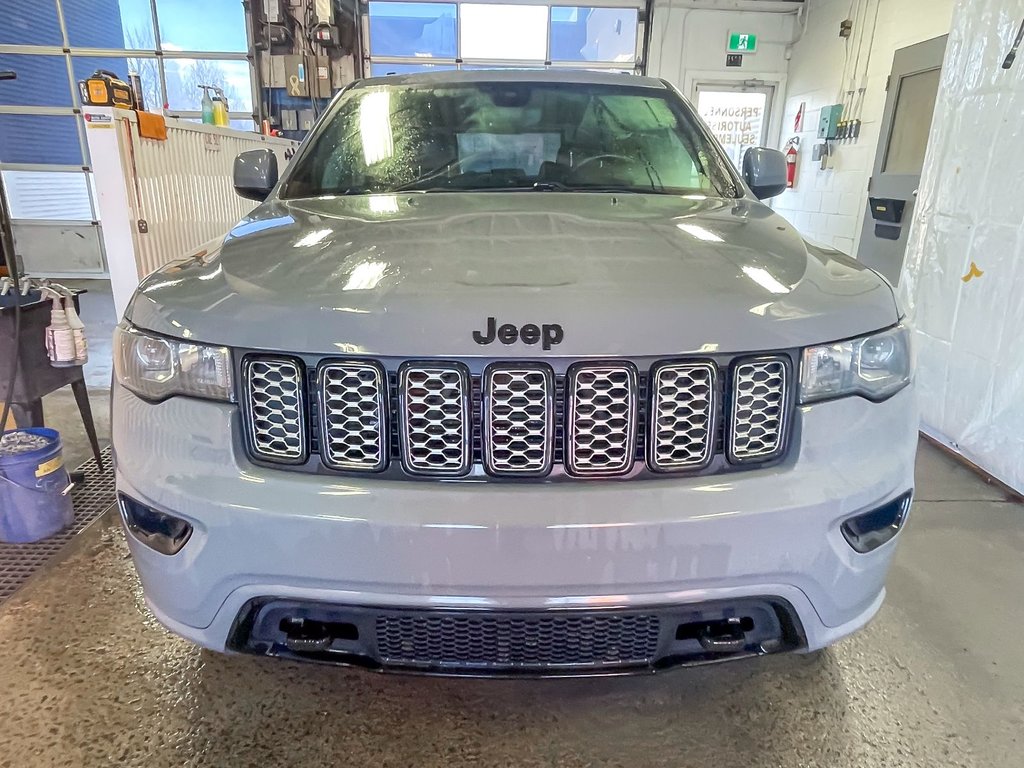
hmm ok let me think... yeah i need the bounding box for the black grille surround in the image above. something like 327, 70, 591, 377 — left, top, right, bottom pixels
229, 598, 807, 676
237, 351, 799, 482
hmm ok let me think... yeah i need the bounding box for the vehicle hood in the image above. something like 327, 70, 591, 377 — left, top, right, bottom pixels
127, 193, 898, 357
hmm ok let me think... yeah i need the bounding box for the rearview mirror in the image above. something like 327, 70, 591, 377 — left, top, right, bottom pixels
233, 148, 278, 202
742, 147, 788, 200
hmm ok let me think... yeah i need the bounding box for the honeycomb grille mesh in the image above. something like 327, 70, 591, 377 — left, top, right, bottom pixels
566, 364, 638, 475
241, 354, 794, 476
375, 612, 661, 670
730, 358, 789, 461
243, 357, 305, 461
483, 365, 553, 475
400, 364, 470, 475
319, 362, 387, 470
650, 362, 716, 470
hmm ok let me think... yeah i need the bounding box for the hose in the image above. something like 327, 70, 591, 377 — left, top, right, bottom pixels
0, 70, 21, 435
0, 185, 22, 436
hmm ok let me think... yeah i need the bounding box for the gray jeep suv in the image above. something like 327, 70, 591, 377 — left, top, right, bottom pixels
112, 71, 916, 676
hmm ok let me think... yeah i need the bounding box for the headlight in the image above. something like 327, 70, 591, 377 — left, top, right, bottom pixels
114, 323, 234, 402
800, 324, 911, 404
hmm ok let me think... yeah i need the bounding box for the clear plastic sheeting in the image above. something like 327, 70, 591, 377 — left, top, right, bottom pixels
899, 0, 1024, 493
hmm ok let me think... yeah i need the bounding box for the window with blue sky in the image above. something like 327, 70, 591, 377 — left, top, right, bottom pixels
0, 0, 254, 235
365, 1, 642, 72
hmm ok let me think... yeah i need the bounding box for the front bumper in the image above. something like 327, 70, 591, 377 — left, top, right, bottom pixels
113, 383, 917, 670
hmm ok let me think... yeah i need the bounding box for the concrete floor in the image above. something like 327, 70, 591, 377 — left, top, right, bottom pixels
8, 282, 1023, 765
0, 433, 1020, 766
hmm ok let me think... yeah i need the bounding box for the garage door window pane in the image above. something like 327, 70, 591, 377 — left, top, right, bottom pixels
368, 2, 457, 58
460, 4, 548, 61
64, 0, 156, 49
1, 170, 93, 220
0, 115, 83, 165
0, 0, 62, 45
0, 55, 72, 107
73, 57, 162, 113
155, 0, 248, 52
550, 8, 637, 63
164, 59, 253, 112
370, 62, 457, 76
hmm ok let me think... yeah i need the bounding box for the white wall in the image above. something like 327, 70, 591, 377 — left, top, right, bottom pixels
647, 0, 800, 150
773, 0, 954, 254
900, 0, 1024, 494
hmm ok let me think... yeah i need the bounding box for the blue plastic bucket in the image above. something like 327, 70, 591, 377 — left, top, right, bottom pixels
0, 428, 75, 543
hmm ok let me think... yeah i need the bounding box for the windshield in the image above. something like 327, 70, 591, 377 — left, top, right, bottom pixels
280, 81, 740, 198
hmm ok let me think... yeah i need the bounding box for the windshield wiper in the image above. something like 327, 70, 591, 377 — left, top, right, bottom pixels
531, 182, 656, 194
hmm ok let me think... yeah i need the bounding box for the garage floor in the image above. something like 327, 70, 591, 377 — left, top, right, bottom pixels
0, 435, 1020, 767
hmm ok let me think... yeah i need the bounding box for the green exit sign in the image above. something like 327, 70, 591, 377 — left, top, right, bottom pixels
728, 32, 758, 53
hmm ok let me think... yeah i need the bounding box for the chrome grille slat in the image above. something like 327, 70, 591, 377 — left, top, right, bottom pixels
243, 357, 306, 463
318, 362, 388, 471
649, 362, 717, 471
565, 363, 638, 476
242, 354, 794, 477
399, 363, 471, 476
729, 357, 789, 462
483, 364, 554, 476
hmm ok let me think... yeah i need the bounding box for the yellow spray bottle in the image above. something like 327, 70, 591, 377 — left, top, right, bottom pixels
212, 87, 230, 127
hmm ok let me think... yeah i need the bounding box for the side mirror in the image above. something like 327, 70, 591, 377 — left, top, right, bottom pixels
742, 147, 788, 200
233, 148, 278, 202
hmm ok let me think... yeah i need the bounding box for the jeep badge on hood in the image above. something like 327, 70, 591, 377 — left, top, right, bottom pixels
473, 317, 564, 350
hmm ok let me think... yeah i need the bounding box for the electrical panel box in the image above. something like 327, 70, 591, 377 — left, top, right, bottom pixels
264, 0, 286, 23
283, 55, 307, 97
262, 55, 288, 90
818, 104, 844, 139
274, 55, 330, 98
312, 57, 331, 99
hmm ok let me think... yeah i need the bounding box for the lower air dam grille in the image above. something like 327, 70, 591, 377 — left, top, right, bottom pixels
375, 613, 661, 670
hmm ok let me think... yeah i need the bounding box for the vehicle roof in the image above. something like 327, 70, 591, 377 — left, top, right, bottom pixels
356, 69, 668, 90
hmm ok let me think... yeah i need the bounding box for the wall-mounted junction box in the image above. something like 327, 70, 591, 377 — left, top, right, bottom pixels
818, 103, 844, 139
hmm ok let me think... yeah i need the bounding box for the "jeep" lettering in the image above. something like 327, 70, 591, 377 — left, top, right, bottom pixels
472, 317, 564, 350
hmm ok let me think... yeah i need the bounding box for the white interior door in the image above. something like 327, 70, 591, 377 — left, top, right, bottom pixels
694, 81, 774, 170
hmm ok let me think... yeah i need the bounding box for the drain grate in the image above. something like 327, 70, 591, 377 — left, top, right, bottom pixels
0, 445, 115, 604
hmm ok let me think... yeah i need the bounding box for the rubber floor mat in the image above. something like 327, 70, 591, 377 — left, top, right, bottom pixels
0, 445, 115, 604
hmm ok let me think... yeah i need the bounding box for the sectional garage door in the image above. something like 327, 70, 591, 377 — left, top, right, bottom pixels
363, 0, 647, 77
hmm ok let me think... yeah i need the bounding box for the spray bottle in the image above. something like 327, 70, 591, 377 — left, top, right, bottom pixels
60, 289, 88, 366
212, 87, 230, 127
40, 287, 76, 368
198, 85, 215, 125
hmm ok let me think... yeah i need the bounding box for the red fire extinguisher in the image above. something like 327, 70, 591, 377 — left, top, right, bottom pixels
785, 139, 799, 189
